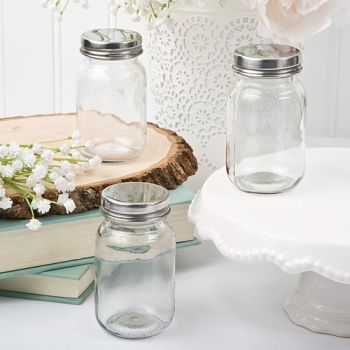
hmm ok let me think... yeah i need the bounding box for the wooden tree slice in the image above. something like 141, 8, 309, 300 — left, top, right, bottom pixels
0, 113, 197, 219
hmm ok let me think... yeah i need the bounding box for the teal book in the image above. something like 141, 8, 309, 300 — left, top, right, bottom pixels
0, 237, 201, 304
0, 264, 95, 305
0, 186, 198, 278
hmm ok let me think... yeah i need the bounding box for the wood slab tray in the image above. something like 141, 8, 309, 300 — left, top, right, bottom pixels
0, 113, 197, 219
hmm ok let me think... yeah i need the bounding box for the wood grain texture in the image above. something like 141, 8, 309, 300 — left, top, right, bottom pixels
0, 114, 197, 219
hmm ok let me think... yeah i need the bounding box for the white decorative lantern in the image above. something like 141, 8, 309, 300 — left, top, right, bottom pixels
148, 0, 262, 189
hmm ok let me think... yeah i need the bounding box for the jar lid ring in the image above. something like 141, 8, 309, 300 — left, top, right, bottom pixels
233, 44, 302, 78
80, 28, 143, 60
101, 182, 171, 222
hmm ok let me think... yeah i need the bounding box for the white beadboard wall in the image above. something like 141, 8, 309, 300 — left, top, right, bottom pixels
0, 0, 349, 138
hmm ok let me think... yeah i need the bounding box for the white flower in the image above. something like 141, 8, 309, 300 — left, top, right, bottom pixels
78, 155, 102, 171
33, 183, 45, 196
26, 218, 42, 231
63, 198, 76, 213
36, 198, 51, 214
59, 144, 71, 156
60, 160, 73, 173
84, 141, 94, 149
72, 141, 81, 147
26, 175, 38, 189
71, 130, 80, 146
0, 133, 82, 231
71, 129, 80, 141
41, 149, 54, 162
71, 150, 82, 159
54, 176, 67, 192
54, 176, 74, 192
48, 168, 60, 180
108, 0, 176, 28
0, 186, 5, 198
32, 198, 51, 214
57, 193, 69, 204
57, 193, 76, 213
8, 141, 20, 157
0, 197, 13, 210
22, 150, 36, 167
65, 181, 75, 192
88, 155, 102, 169
41, 0, 89, 15
0, 164, 14, 178
65, 171, 76, 181
0, 144, 8, 157
12, 159, 23, 172
245, 0, 350, 43
33, 164, 48, 180
31, 199, 39, 210
32, 143, 42, 154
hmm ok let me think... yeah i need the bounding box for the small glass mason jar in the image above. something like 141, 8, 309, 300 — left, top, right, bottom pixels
227, 44, 306, 194
95, 182, 175, 339
77, 29, 147, 162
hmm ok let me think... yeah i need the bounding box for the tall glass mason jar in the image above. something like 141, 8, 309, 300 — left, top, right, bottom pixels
95, 182, 175, 339
77, 29, 147, 162
227, 44, 306, 194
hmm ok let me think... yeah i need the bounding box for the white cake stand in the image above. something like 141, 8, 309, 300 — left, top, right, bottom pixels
189, 148, 350, 337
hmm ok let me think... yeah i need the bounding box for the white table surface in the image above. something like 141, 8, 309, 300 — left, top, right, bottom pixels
1, 241, 350, 350
1, 138, 350, 350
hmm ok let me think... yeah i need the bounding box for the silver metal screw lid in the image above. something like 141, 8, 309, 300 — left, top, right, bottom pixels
233, 44, 302, 78
80, 28, 143, 60
101, 182, 170, 222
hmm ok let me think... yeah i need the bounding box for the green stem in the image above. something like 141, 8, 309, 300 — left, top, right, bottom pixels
149, 0, 158, 18
38, 137, 70, 144
23, 195, 35, 219
59, 0, 70, 16
53, 157, 87, 163
4, 178, 31, 196
3, 179, 35, 218
43, 177, 55, 185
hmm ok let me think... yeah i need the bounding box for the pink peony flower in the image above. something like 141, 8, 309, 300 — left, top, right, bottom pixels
245, 0, 350, 43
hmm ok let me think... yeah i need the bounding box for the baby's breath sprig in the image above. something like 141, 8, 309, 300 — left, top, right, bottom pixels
108, 0, 177, 28
0, 130, 102, 231
41, 0, 178, 28
40, 0, 89, 20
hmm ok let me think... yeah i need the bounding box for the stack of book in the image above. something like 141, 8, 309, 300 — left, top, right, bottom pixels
0, 186, 198, 304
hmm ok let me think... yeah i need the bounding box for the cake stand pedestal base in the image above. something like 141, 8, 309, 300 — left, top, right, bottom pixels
284, 272, 350, 337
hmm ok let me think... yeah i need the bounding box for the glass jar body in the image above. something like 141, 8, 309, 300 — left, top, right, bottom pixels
77, 57, 147, 162
95, 218, 175, 339
227, 74, 306, 194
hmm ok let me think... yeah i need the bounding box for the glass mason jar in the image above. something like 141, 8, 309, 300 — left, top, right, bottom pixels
77, 29, 147, 162
95, 182, 175, 339
227, 44, 306, 194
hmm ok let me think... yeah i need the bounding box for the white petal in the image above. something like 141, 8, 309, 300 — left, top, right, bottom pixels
26, 218, 42, 231
0, 197, 13, 210
63, 198, 76, 213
